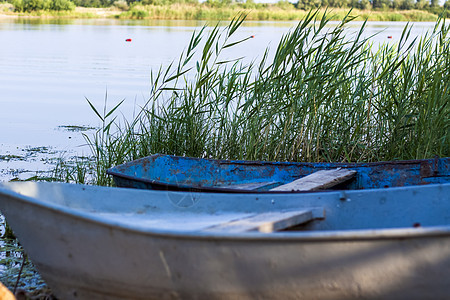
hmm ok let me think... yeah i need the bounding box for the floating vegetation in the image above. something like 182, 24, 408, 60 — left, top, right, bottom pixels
24, 146, 54, 155
57, 125, 96, 132
0, 238, 50, 298
0, 155, 25, 162
0, 147, 58, 163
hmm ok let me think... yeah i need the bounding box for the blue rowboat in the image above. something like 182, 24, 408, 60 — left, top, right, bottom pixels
1, 181, 450, 299
107, 155, 450, 192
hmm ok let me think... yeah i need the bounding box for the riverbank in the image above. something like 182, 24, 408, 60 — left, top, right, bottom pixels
0, 5, 442, 21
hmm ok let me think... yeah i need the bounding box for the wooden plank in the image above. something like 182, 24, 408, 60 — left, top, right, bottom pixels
270, 168, 357, 192
215, 181, 279, 191
204, 208, 324, 233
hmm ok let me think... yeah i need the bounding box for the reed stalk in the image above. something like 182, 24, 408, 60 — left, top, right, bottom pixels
55, 10, 449, 185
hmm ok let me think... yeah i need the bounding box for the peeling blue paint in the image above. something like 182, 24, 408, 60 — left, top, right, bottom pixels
107, 155, 450, 193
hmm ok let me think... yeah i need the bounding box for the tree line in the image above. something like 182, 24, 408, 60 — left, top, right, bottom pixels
10, 0, 75, 11
5, 0, 450, 14
74, 0, 450, 11
295, 0, 447, 10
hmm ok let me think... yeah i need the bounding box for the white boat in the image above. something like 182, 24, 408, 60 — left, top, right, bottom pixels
1, 181, 450, 299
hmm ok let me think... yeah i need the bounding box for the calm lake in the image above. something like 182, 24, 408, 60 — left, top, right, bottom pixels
0, 18, 438, 180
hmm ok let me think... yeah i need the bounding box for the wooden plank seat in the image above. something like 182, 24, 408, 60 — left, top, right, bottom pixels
204, 208, 324, 233
270, 168, 357, 192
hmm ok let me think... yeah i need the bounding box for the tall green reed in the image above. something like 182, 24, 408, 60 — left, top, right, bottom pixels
64, 10, 448, 185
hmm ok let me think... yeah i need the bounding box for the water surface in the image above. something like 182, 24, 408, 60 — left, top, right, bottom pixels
0, 18, 437, 180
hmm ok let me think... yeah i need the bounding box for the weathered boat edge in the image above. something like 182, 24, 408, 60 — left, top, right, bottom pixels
106, 155, 450, 193
2, 182, 450, 299
1, 182, 450, 241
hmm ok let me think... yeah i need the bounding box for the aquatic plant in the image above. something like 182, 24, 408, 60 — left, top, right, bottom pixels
55, 10, 449, 185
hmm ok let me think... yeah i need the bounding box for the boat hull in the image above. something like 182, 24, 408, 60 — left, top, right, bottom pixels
107, 155, 450, 193
33, 233, 450, 300
1, 182, 450, 299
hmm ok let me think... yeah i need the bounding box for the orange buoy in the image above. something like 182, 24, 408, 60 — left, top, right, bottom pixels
387, 36, 392, 39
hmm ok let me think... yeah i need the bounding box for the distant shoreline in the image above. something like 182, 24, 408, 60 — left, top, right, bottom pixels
0, 6, 443, 22
0, 7, 122, 19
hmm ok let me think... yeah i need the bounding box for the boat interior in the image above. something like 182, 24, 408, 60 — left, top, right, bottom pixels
1, 181, 449, 234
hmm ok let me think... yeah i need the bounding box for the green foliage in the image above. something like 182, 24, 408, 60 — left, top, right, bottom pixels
323, 0, 349, 7
113, 0, 128, 10
346, 0, 371, 9
359, 0, 371, 8
72, 0, 112, 7
372, 0, 392, 10
9, 0, 75, 11
25, 0, 51, 10
427, 6, 449, 17
0, 2, 14, 11
430, 0, 438, 7
392, 0, 415, 10
129, 6, 149, 18
10, 0, 23, 11
242, 0, 256, 8
415, 0, 428, 9
296, 0, 321, 9
205, 0, 232, 8
51, 0, 75, 10
275, 0, 295, 9
295, 0, 445, 11
138, 0, 198, 5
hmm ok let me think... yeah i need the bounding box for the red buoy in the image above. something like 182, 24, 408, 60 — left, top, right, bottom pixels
126, 38, 132, 42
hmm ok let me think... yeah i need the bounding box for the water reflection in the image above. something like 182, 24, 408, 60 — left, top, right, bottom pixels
0, 17, 207, 27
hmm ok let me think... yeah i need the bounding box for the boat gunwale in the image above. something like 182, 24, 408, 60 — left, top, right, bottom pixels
2, 182, 450, 243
